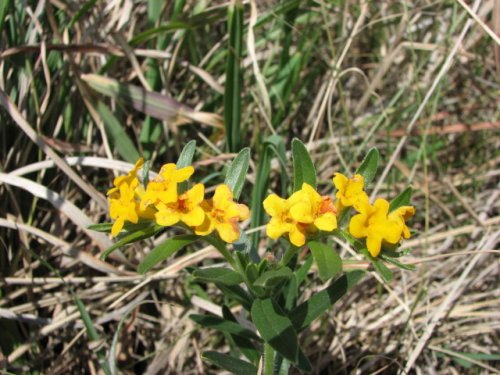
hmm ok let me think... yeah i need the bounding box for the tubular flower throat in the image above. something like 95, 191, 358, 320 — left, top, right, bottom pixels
195, 184, 249, 243
155, 183, 206, 228
141, 163, 194, 209
349, 198, 414, 257
332, 173, 368, 209
263, 183, 338, 247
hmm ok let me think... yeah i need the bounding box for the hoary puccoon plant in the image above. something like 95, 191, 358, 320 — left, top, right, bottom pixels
94, 139, 416, 374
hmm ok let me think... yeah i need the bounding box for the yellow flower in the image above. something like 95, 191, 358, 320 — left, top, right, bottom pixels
332, 173, 368, 208
263, 194, 305, 246
141, 163, 194, 208
263, 183, 337, 247
107, 158, 144, 197
388, 206, 415, 239
289, 183, 337, 232
155, 183, 206, 227
349, 198, 414, 257
109, 181, 140, 237
195, 185, 249, 243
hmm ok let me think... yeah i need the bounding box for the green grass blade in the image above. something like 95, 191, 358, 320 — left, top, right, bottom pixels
224, 0, 244, 152
94, 100, 140, 163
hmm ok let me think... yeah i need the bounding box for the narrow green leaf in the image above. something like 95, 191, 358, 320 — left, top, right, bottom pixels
217, 284, 253, 311
177, 140, 197, 193
224, 147, 250, 199
224, 0, 244, 152
68, 0, 97, 28
101, 225, 162, 259
74, 296, 111, 375
251, 299, 299, 363
89, 221, 151, 234
372, 257, 393, 282
193, 267, 243, 286
380, 254, 416, 271
176, 140, 197, 168
290, 271, 365, 332
190, 314, 261, 341
95, 100, 140, 163
203, 351, 257, 375
137, 234, 198, 274
254, 267, 293, 288
292, 138, 316, 191
0, 0, 11, 34
88, 223, 113, 232
295, 255, 313, 286
355, 147, 379, 185
222, 306, 261, 363
389, 186, 413, 211
309, 241, 342, 282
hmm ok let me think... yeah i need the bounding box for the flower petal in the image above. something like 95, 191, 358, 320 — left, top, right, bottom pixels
186, 183, 205, 205
216, 222, 239, 243
266, 218, 290, 239
174, 166, 195, 182
289, 202, 314, 223
288, 225, 306, 247
314, 212, 337, 232
366, 233, 383, 257
181, 206, 206, 227
263, 194, 286, 217
111, 217, 125, 237
155, 209, 180, 227
349, 213, 368, 238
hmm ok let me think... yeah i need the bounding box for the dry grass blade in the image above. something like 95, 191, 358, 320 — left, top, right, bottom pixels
81, 74, 223, 128
0, 88, 108, 210
0, 173, 127, 275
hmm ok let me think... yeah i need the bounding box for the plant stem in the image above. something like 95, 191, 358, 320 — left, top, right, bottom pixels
264, 343, 275, 375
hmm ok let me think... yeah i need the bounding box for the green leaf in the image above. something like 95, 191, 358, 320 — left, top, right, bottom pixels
176, 140, 197, 168
0, 0, 11, 35
389, 186, 413, 211
94, 100, 140, 163
190, 314, 261, 341
100, 225, 162, 259
89, 221, 151, 234
176, 140, 197, 193
292, 138, 316, 191
251, 299, 299, 363
309, 241, 342, 282
224, 147, 250, 199
254, 267, 293, 288
222, 306, 261, 363
355, 147, 379, 185
193, 267, 243, 286
202, 351, 257, 375
217, 284, 253, 311
380, 253, 416, 271
372, 257, 394, 282
290, 271, 365, 332
137, 234, 198, 274
224, 0, 244, 152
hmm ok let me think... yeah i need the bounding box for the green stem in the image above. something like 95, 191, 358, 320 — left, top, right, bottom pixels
264, 343, 275, 375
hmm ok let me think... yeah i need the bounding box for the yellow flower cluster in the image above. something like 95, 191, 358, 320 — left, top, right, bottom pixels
264, 174, 415, 257
107, 158, 249, 242
263, 183, 338, 247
